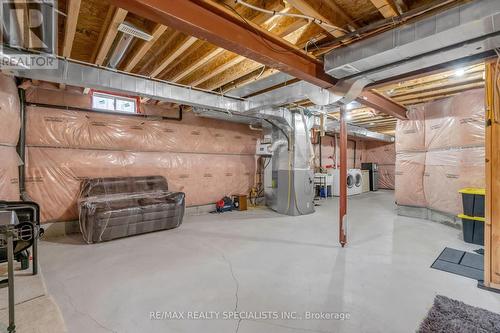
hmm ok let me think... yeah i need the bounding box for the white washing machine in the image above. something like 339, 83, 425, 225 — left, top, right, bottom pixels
348, 169, 363, 195
329, 168, 363, 196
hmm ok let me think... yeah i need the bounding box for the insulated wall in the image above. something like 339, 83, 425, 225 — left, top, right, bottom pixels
363, 141, 396, 189
25, 87, 259, 222
315, 135, 365, 170
395, 89, 485, 215
395, 105, 426, 205
315, 135, 396, 189
395, 152, 426, 206
0, 74, 20, 200
424, 148, 485, 214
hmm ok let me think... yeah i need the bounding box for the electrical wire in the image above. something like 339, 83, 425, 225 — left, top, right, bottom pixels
222, 3, 299, 55
493, 48, 500, 124
235, 0, 348, 35
255, 66, 266, 80
312, 0, 459, 53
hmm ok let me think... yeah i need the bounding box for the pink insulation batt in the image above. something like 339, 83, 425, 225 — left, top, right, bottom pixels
424, 148, 485, 216
25, 101, 259, 222
395, 152, 426, 207
0, 74, 20, 200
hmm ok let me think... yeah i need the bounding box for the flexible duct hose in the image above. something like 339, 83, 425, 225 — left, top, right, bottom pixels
269, 139, 288, 153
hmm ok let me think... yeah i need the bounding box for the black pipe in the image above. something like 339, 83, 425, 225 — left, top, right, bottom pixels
25, 102, 183, 121
17, 88, 26, 195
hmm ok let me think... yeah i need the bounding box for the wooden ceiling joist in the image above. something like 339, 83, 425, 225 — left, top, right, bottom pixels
110, 0, 407, 118
122, 23, 168, 72
369, 0, 399, 18
392, 76, 484, 100
138, 30, 183, 73
396, 82, 485, 105
187, 7, 309, 89
188, 55, 244, 87
169, 48, 225, 83
202, 60, 263, 91
377, 63, 485, 93
149, 36, 197, 77
61, 0, 81, 58
169, 1, 292, 85
109, 0, 333, 86
60, 0, 81, 89
92, 7, 128, 66
286, 0, 354, 36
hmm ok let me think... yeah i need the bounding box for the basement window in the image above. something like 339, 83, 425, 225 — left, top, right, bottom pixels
92, 92, 137, 113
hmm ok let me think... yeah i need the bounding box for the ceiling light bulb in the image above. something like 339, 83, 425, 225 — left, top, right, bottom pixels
345, 113, 352, 120
454, 68, 465, 77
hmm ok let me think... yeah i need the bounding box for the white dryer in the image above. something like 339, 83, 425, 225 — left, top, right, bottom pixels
329, 168, 363, 196
347, 169, 363, 195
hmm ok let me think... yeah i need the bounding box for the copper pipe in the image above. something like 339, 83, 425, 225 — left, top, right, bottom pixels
339, 105, 347, 247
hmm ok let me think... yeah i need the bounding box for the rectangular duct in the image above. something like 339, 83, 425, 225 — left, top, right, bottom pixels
228, 72, 295, 98
325, 0, 500, 79
2, 47, 337, 114
323, 118, 395, 143
3, 47, 249, 113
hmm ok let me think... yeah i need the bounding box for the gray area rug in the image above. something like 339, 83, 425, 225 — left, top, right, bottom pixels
418, 295, 500, 333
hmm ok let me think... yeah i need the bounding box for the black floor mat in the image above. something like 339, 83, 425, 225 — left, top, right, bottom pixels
473, 248, 484, 255
431, 247, 484, 281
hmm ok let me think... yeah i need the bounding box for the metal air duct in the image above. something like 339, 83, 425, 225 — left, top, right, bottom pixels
227, 0, 500, 111
108, 22, 153, 69
2, 47, 250, 112
324, 0, 500, 80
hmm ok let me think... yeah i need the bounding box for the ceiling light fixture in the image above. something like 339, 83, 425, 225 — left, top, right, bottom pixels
454, 68, 465, 77
346, 102, 356, 110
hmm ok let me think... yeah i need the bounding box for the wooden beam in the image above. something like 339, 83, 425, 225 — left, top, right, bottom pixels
61, 0, 81, 57
110, 0, 406, 118
109, 0, 333, 87
484, 61, 500, 291
122, 24, 168, 72
92, 7, 128, 65
339, 105, 348, 247
361, 90, 406, 119
369, 0, 399, 18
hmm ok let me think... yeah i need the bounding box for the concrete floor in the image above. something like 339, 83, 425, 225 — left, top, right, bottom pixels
39, 191, 500, 333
